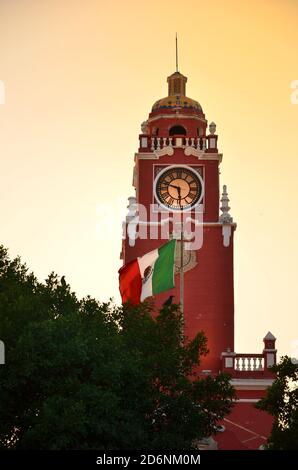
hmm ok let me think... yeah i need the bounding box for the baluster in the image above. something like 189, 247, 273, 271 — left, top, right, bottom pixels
151, 137, 155, 151
169, 137, 173, 147
259, 357, 263, 370
247, 357, 251, 371
202, 137, 206, 151
252, 357, 257, 371
241, 357, 246, 370
191, 137, 195, 147
157, 137, 161, 150
163, 137, 167, 148
235, 357, 240, 370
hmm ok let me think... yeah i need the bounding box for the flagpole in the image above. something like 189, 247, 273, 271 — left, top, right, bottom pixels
180, 220, 184, 318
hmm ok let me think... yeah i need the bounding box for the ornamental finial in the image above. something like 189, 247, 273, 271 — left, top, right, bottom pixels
219, 185, 233, 224
209, 122, 216, 135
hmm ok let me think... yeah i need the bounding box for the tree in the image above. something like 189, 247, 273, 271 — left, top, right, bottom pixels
0, 245, 235, 449
256, 356, 298, 449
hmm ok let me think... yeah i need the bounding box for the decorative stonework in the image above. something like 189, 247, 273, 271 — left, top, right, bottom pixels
126, 196, 137, 220
219, 185, 233, 247
184, 146, 205, 158
141, 120, 148, 134
154, 146, 174, 158
209, 121, 216, 135
219, 185, 233, 224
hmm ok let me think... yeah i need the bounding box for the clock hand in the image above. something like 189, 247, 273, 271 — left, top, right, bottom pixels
177, 186, 183, 208
166, 183, 183, 207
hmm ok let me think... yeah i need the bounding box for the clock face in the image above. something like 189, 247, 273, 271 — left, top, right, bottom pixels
155, 166, 203, 211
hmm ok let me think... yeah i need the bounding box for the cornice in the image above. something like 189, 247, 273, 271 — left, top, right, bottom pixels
148, 113, 207, 124
135, 150, 223, 163
230, 378, 274, 390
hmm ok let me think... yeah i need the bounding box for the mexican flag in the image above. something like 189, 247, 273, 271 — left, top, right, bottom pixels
119, 240, 176, 304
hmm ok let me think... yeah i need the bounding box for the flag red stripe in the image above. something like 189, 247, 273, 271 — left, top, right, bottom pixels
118, 259, 142, 304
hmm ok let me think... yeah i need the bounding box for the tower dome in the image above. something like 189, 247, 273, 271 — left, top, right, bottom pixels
152, 71, 202, 112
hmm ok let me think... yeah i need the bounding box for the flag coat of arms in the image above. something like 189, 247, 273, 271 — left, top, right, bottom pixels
118, 240, 176, 304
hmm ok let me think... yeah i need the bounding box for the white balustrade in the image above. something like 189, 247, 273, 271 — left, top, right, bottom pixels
234, 355, 264, 371
146, 135, 211, 151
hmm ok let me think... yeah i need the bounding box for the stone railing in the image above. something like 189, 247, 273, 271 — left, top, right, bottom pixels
138, 135, 218, 153
221, 333, 277, 377
234, 354, 264, 371
221, 350, 276, 378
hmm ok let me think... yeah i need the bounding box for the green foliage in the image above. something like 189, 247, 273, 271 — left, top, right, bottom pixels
0, 245, 235, 449
256, 356, 298, 449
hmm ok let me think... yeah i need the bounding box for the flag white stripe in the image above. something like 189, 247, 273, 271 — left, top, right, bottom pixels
137, 248, 159, 277
140, 260, 157, 301
138, 248, 159, 302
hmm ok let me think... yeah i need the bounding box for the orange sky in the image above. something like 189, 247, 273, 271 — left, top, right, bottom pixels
0, 0, 298, 358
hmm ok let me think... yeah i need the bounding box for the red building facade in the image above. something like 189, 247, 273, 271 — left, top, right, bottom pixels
121, 70, 276, 449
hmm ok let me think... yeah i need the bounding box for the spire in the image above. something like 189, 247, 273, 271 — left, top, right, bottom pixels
175, 33, 179, 72
166, 33, 187, 96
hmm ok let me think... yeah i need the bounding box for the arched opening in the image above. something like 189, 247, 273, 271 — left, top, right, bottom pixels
169, 125, 186, 136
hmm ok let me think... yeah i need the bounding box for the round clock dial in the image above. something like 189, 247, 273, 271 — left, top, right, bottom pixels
155, 166, 203, 211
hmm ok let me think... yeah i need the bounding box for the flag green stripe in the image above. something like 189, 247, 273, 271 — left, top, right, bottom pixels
152, 240, 176, 295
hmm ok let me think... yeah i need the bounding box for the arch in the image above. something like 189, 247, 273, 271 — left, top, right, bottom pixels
169, 125, 186, 136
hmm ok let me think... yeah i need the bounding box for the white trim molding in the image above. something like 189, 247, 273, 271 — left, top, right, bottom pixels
236, 399, 260, 403
231, 379, 274, 390
135, 151, 223, 163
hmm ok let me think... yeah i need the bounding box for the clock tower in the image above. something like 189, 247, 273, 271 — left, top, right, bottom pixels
122, 70, 235, 373
121, 69, 277, 449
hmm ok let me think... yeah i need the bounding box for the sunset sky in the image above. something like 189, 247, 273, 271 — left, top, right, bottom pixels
0, 0, 298, 358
